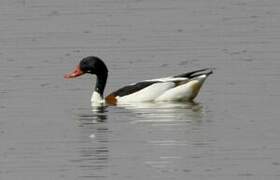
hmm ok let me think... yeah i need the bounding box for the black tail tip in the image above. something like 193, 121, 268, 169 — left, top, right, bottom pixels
206, 68, 214, 76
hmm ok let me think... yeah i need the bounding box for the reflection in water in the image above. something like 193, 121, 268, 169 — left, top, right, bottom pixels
78, 106, 108, 124
118, 101, 204, 124
73, 101, 207, 179
113, 101, 211, 175
74, 106, 109, 178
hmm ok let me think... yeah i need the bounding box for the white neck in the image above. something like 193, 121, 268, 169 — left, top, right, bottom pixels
91, 91, 105, 105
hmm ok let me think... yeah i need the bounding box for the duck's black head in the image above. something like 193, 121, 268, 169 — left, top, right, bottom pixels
64, 56, 108, 96
64, 56, 108, 79
80, 56, 108, 75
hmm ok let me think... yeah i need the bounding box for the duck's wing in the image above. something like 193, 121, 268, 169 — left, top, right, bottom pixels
106, 80, 176, 104
107, 81, 159, 98
107, 73, 192, 99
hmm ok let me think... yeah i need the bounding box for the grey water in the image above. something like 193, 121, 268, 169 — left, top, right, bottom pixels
1, 0, 280, 179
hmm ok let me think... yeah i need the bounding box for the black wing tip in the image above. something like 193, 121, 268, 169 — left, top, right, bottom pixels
175, 68, 214, 78
205, 68, 214, 76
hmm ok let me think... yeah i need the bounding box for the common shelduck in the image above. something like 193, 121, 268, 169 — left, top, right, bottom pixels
64, 56, 213, 105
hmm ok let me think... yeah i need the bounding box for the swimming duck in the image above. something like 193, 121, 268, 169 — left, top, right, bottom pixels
64, 56, 213, 105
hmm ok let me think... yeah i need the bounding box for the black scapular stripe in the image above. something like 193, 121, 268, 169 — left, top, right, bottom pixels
108, 81, 158, 97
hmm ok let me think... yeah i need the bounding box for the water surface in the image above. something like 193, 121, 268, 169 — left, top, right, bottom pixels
1, 0, 280, 179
